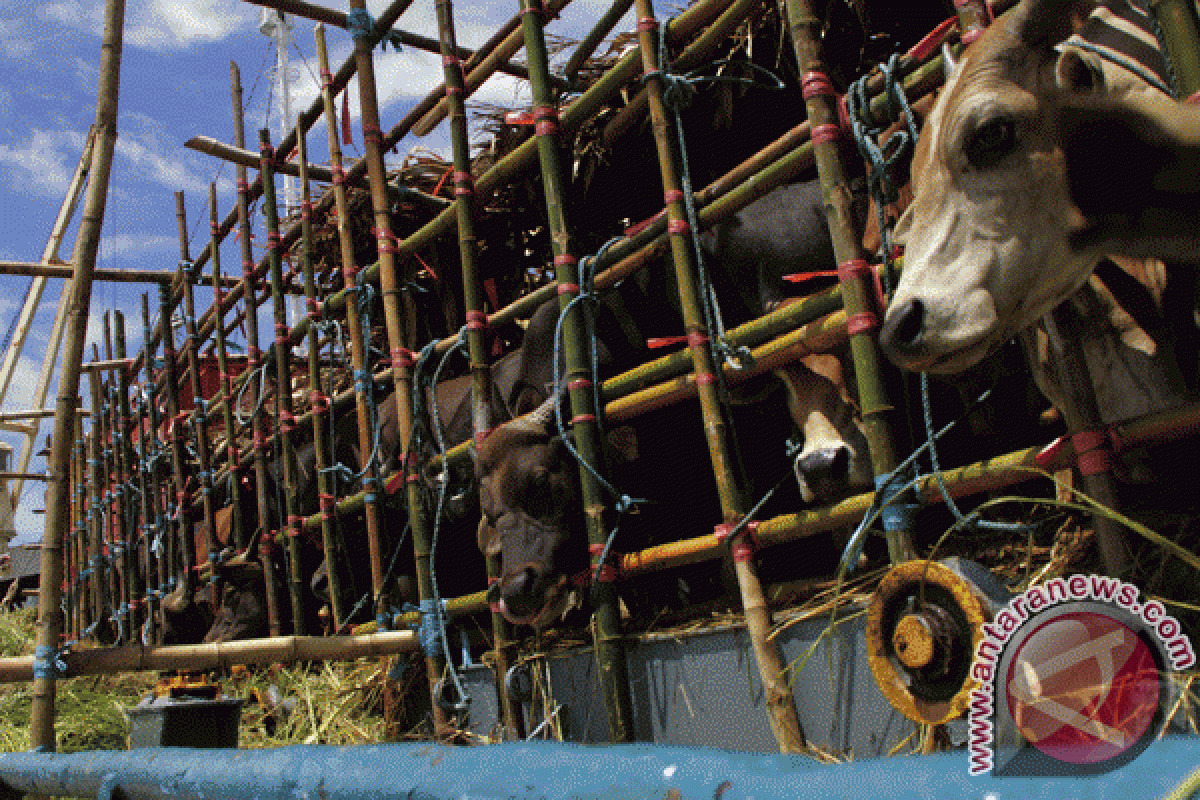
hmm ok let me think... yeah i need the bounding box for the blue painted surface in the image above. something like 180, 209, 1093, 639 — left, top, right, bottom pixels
0, 736, 1196, 799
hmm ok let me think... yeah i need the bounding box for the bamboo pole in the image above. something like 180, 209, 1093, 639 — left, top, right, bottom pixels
563, 0, 636, 84
133, 385, 158, 644
412, 0, 572, 136
0, 629, 419, 683
347, 0, 449, 733
294, 119, 347, 630
232, 62, 284, 638
113, 313, 141, 638
1043, 311, 1131, 576
33, 0, 128, 718
98, 333, 125, 641
522, 0, 636, 743
157, 283, 199, 614
434, 0, 522, 740
314, 26, 384, 632
0, 260, 232, 285
132, 0, 418, 379
1150, 0, 1200, 98
174, 194, 220, 609
634, 0, 805, 753
259, 130, 309, 635
139, 295, 169, 643
70, 431, 85, 640
601, 0, 766, 149
786, 0, 916, 564
185, 136, 336, 183
208, 185, 247, 553
244, 0, 544, 85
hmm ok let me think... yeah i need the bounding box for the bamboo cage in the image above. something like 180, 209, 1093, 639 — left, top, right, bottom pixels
27, 0, 1200, 760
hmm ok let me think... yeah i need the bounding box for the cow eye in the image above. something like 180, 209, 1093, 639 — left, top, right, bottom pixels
964, 116, 1017, 170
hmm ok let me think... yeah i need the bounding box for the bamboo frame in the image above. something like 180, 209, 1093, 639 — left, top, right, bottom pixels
634, 0, 805, 753
786, 0, 916, 564
231, 62, 285, 637
1150, 0, 1200, 97
113, 313, 141, 637
295, 119, 347, 630
0, 259, 232, 285
434, 0, 522, 739
31, 0, 126, 749
347, 0, 451, 733
314, 24, 384, 634
259, 131, 310, 634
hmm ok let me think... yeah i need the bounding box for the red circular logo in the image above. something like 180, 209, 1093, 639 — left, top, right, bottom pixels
1005, 611, 1162, 765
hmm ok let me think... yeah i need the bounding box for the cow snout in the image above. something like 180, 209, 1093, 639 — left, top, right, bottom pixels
499, 565, 547, 623
879, 297, 926, 361
794, 444, 850, 505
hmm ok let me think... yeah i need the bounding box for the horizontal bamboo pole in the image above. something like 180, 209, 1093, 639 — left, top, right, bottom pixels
243, 0, 552, 86
0, 409, 89, 421
0, 260, 233, 286
80, 358, 133, 372
0, 472, 48, 481
0, 630, 418, 683
185, 136, 336, 183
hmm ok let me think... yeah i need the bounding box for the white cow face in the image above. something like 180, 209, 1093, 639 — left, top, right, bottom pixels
880, 0, 1120, 373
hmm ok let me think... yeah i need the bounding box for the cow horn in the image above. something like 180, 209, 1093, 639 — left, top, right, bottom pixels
225, 526, 263, 568
507, 394, 559, 436
1012, 0, 1098, 49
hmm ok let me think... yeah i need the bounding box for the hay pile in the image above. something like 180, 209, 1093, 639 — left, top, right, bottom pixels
0, 609, 398, 754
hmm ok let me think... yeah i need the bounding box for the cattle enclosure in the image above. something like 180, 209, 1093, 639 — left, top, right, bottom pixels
6, 0, 1200, 765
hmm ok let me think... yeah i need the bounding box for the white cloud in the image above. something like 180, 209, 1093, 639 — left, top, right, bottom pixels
0, 19, 34, 60
128, 0, 256, 51
0, 129, 88, 197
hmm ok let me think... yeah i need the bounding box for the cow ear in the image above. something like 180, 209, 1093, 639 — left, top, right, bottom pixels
1056, 49, 1104, 93
477, 517, 502, 557
513, 384, 548, 417
1013, 0, 1097, 50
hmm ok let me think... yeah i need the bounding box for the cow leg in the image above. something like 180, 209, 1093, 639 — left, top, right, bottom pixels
774, 355, 872, 504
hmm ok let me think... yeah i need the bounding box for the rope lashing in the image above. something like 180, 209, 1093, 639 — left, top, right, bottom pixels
846, 54, 920, 296
32, 645, 69, 681
645, 20, 778, 376
408, 330, 471, 712
344, 7, 405, 52
551, 242, 648, 587
839, 387, 998, 574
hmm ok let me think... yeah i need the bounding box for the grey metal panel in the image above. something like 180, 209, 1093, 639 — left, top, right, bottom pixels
464, 603, 915, 755
459, 664, 502, 740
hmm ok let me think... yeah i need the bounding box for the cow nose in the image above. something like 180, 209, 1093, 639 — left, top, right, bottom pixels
500, 567, 542, 621
880, 297, 926, 356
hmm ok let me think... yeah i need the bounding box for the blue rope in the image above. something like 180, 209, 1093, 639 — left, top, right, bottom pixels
33, 645, 69, 681
344, 7, 404, 52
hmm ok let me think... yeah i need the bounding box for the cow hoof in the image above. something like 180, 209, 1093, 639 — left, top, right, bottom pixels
794, 445, 851, 504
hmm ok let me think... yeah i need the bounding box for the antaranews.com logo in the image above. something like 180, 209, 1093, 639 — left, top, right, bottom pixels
968, 574, 1195, 777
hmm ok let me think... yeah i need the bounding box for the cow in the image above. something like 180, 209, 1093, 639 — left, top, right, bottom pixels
877, 0, 1178, 373
871, 0, 1196, 434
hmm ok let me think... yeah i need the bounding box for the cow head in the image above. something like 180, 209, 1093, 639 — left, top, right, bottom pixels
879, 0, 1167, 373
474, 397, 587, 628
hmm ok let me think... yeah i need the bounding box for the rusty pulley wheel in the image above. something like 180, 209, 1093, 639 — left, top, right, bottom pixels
866, 557, 1012, 725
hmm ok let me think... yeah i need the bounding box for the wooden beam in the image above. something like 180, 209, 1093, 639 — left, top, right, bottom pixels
0, 260, 237, 286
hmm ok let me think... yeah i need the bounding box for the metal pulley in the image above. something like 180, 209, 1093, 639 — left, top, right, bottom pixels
866, 557, 1012, 724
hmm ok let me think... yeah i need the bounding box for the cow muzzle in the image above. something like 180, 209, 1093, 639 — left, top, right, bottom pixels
496, 564, 571, 627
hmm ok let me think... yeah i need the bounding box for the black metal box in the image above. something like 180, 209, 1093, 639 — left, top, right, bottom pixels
127, 695, 243, 749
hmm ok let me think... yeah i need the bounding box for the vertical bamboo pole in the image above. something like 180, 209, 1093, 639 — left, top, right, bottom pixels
140, 295, 168, 641
174, 194, 220, 601
786, 0, 917, 565
102, 322, 124, 641
258, 130, 308, 635
232, 62, 284, 637
134, 382, 159, 644
1044, 311, 1131, 576
208, 186, 247, 553
314, 26, 387, 631
346, 0, 449, 732
86, 413, 106, 636
631, 0, 806, 753
114, 315, 141, 637
519, 0, 635, 742
1150, 0, 1200, 98
294, 120, 347, 629
434, 0, 522, 740
158, 281, 198, 610
68, 429, 83, 639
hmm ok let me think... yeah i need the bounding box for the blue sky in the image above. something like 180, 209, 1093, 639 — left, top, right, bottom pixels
0, 0, 633, 543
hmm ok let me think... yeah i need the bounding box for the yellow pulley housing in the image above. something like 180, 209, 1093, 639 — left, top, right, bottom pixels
866, 557, 1011, 725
